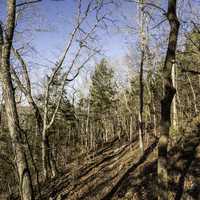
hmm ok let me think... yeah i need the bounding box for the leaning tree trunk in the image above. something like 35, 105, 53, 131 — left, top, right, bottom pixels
158, 0, 180, 199
0, 1, 33, 199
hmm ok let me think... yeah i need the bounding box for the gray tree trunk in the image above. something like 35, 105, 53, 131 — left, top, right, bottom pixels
0, 1, 33, 199
158, 0, 180, 199
138, 0, 145, 156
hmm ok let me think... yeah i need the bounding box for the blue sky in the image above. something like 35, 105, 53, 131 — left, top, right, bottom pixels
1, 0, 199, 62
28, 0, 136, 58
10, 0, 140, 94
0, 0, 200, 97
0, 0, 138, 96
0, 0, 169, 66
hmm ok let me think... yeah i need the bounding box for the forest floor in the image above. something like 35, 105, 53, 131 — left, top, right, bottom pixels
34, 136, 157, 200
35, 123, 200, 200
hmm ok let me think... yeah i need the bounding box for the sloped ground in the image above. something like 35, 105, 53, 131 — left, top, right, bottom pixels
35, 136, 157, 200
111, 148, 157, 200
111, 119, 200, 200
37, 117, 200, 200
34, 123, 200, 200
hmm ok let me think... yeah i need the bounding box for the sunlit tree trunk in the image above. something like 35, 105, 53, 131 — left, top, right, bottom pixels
172, 63, 178, 130
130, 114, 133, 142
186, 73, 198, 114
86, 98, 90, 149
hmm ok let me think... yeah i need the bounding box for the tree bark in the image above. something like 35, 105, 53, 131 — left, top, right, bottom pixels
158, 0, 180, 199
172, 63, 178, 130
0, 1, 33, 199
186, 73, 198, 115
138, 0, 145, 156
42, 128, 57, 180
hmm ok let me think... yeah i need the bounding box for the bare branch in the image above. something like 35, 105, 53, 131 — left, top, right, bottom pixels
11, 47, 43, 133
46, 52, 95, 131
16, 0, 42, 7
126, 0, 166, 15
178, 62, 200, 75
10, 65, 28, 95
66, 52, 95, 82
191, 20, 200, 34
182, 68, 200, 75
12, 47, 32, 94
150, 18, 167, 30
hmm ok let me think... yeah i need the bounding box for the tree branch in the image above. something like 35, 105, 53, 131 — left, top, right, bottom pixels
181, 68, 200, 75
12, 47, 32, 94
16, 0, 42, 7
10, 65, 28, 95
126, 0, 166, 15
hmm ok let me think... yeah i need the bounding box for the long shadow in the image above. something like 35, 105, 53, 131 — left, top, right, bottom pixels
174, 150, 197, 200
112, 131, 200, 200
101, 139, 158, 200
185, 156, 200, 199
171, 133, 200, 200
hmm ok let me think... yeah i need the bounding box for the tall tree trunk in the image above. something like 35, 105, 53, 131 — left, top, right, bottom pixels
0, 1, 33, 199
172, 63, 178, 130
158, 0, 180, 199
86, 98, 90, 149
42, 129, 57, 180
42, 101, 58, 180
146, 77, 157, 137
42, 129, 48, 179
130, 114, 133, 142
186, 73, 198, 115
138, 0, 145, 156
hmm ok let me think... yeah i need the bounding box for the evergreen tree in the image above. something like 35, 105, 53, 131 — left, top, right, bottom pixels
90, 59, 116, 116
89, 59, 116, 144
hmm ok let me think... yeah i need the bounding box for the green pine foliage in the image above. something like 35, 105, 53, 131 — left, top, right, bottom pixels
90, 59, 116, 116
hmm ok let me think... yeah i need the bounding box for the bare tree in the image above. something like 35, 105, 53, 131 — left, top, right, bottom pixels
11, 0, 110, 180
0, 0, 33, 199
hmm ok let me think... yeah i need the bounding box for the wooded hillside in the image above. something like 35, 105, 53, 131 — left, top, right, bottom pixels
0, 0, 200, 200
